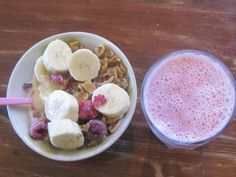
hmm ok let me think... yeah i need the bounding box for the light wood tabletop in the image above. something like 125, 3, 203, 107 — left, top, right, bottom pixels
1, 0, 236, 177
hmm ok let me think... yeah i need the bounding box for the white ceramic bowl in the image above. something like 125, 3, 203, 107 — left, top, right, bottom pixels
7, 32, 137, 161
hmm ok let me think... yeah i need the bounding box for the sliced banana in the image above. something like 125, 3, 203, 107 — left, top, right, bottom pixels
48, 119, 84, 150
33, 56, 64, 101
34, 56, 50, 82
45, 90, 79, 122
92, 83, 130, 118
69, 49, 100, 81
37, 80, 63, 102
43, 39, 72, 72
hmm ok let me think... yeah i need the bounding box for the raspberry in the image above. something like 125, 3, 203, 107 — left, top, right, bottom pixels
87, 119, 107, 141
29, 119, 48, 140
50, 73, 63, 84
93, 94, 107, 107
79, 100, 98, 120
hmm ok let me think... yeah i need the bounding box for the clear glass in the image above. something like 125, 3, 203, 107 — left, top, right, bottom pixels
141, 50, 236, 149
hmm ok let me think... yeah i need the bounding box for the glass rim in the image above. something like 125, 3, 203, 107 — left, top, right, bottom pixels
141, 49, 236, 146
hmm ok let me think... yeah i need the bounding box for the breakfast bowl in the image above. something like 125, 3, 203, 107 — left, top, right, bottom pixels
7, 32, 137, 161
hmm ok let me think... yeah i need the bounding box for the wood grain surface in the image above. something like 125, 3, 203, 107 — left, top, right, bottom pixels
1, 0, 236, 177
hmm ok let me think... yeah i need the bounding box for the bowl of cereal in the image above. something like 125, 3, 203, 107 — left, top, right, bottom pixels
7, 32, 137, 161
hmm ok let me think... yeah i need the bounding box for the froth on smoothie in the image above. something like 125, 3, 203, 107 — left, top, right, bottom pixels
144, 51, 235, 143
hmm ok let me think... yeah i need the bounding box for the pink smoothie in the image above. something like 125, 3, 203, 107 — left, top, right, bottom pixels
143, 51, 235, 143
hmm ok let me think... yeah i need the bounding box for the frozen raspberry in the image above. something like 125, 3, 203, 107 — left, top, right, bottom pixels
79, 100, 98, 120
87, 119, 107, 141
29, 119, 48, 140
50, 73, 63, 84
93, 94, 107, 107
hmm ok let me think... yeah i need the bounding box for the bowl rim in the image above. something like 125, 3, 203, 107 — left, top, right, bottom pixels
7, 32, 137, 161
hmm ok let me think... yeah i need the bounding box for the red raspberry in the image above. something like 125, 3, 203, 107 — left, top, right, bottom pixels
29, 119, 48, 140
50, 73, 63, 84
79, 100, 98, 120
93, 94, 107, 108
88, 119, 107, 141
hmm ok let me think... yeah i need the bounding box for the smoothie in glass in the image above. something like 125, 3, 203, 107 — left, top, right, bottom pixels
141, 50, 236, 148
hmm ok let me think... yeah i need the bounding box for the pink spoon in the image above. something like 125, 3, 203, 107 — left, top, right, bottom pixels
0, 97, 33, 106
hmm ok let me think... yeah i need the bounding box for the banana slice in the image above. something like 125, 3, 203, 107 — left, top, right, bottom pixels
69, 49, 100, 81
33, 56, 64, 101
45, 90, 79, 122
48, 119, 84, 150
37, 80, 63, 102
92, 83, 130, 118
43, 39, 72, 72
34, 56, 50, 82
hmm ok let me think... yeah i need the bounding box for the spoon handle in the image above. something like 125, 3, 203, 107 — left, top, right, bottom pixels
0, 97, 33, 105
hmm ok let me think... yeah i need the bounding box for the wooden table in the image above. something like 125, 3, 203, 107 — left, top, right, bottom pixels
1, 0, 236, 176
